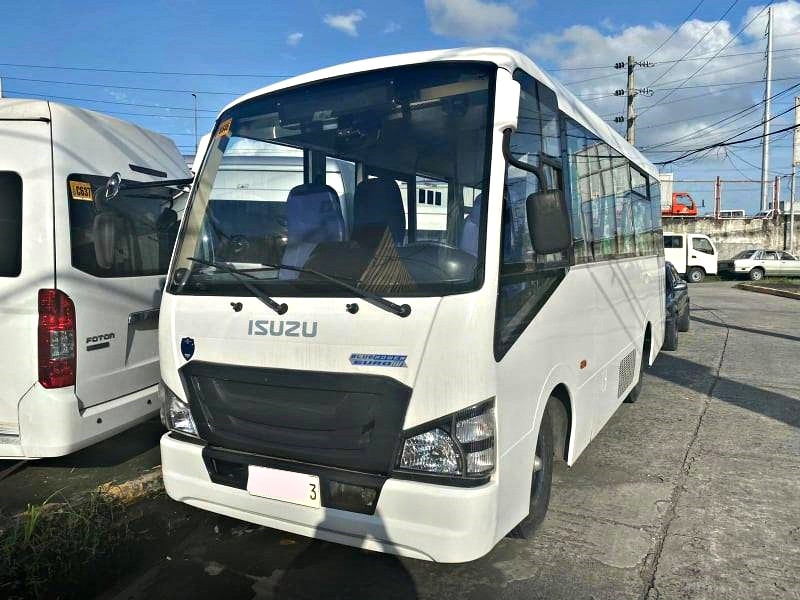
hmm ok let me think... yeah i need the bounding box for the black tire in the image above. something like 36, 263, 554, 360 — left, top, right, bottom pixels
749, 267, 764, 282
678, 302, 691, 332
625, 344, 648, 404
687, 267, 705, 283
509, 404, 554, 539
663, 318, 679, 351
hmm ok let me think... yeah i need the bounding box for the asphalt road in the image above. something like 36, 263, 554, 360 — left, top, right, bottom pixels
5, 282, 800, 599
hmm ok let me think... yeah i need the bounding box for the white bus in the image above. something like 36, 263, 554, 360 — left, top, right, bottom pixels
0, 99, 191, 459
157, 48, 665, 562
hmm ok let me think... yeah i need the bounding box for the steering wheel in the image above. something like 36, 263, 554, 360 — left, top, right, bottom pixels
225, 234, 251, 255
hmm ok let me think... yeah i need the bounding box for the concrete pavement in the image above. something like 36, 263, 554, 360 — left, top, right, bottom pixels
95, 282, 799, 600
3, 282, 797, 599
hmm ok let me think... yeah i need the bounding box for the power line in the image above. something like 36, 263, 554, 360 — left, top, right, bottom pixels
645, 0, 740, 90
640, 1, 772, 117
3, 89, 220, 113
1, 75, 244, 96
0, 61, 290, 79
657, 113, 799, 165
642, 80, 800, 150
644, 0, 707, 61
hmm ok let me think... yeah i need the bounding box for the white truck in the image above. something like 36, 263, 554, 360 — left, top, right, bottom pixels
0, 99, 191, 459
663, 231, 718, 283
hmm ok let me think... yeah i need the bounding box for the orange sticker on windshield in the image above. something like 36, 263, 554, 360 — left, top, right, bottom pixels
216, 118, 232, 138
69, 180, 93, 201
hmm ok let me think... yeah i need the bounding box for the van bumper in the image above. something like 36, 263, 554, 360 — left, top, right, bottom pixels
9, 383, 159, 458
160, 433, 499, 563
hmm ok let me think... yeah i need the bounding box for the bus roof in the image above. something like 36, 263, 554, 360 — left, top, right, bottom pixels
220, 47, 659, 179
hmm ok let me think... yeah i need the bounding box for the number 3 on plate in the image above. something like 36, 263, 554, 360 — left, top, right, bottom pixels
309, 483, 317, 501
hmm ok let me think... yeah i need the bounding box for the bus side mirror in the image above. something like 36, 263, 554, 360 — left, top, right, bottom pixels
526, 190, 572, 255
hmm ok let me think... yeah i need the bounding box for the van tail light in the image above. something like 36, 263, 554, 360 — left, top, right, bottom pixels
38, 289, 76, 389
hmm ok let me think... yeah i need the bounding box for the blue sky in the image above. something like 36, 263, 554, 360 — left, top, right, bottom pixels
1, 0, 798, 213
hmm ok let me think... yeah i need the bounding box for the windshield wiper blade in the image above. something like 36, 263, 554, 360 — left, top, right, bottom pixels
261, 263, 411, 318
187, 257, 288, 315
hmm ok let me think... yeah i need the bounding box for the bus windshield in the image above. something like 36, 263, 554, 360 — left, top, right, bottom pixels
170, 62, 495, 298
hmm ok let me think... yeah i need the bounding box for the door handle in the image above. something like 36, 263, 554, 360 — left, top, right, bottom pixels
691, 255, 697, 258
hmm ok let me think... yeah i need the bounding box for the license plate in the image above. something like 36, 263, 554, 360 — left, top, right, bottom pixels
246, 465, 321, 509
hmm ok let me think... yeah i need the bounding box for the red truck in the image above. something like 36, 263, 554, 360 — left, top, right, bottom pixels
661, 192, 698, 217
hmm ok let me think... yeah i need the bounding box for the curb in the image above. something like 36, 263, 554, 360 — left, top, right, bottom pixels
97, 468, 164, 504
735, 283, 800, 300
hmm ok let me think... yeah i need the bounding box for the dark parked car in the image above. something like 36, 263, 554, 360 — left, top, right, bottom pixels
664, 261, 690, 351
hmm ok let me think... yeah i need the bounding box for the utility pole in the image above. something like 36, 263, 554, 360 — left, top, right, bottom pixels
0, 77, 3, 98
626, 55, 636, 145
790, 96, 799, 253
714, 176, 721, 219
760, 6, 774, 212
191, 93, 198, 154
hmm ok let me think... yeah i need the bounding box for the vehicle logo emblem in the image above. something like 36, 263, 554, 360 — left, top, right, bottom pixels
180, 337, 195, 360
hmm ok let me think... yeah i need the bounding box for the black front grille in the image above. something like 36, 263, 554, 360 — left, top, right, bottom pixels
181, 361, 411, 474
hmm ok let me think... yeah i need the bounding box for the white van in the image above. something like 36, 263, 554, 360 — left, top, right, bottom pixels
663, 231, 718, 283
0, 99, 191, 459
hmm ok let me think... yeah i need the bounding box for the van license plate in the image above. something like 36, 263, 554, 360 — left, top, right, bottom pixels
246, 466, 321, 508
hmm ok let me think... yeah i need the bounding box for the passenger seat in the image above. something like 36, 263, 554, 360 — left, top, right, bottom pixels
281, 183, 346, 279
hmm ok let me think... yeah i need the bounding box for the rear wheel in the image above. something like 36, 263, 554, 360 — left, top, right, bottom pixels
678, 302, 691, 332
749, 267, 764, 281
663, 318, 679, 351
687, 267, 705, 283
510, 404, 554, 539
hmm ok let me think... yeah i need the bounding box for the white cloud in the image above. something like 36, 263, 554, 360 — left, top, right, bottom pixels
323, 9, 366, 37
424, 0, 518, 41
286, 32, 303, 46
525, 4, 800, 156
383, 21, 401, 34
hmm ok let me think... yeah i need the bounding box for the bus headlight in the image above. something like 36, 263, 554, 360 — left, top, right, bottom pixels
399, 429, 460, 474
396, 400, 495, 480
159, 381, 198, 437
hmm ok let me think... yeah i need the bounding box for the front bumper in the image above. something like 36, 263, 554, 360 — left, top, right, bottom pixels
0, 383, 159, 459
161, 433, 499, 562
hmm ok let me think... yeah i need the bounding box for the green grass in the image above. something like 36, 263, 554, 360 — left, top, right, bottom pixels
0, 492, 133, 599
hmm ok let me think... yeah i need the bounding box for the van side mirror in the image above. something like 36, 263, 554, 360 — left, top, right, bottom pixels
92, 171, 123, 212
526, 190, 572, 255
92, 211, 119, 269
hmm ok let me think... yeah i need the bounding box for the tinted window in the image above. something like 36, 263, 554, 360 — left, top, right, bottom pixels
733, 250, 756, 259
692, 237, 714, 255
779, 252, 796, 260
762, 251, 778, 260
68, 174, 181, 277
0, 172, 22, 277
664, 235, 683, 249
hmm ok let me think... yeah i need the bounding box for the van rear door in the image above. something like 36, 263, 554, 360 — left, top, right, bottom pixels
0, 109, 55, 434
60, 176, 177, 408
663, 233, 687, 274
49, 104, 189, 409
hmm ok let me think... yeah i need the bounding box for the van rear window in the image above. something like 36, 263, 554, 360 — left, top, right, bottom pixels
67, 174, 180, 278
0, 172, 22, 277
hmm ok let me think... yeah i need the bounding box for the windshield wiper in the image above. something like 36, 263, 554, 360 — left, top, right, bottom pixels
260, 263, 411, 318
187, 257, 288, 315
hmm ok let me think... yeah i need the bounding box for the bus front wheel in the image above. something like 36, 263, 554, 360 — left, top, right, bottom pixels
509, 403, 554, 539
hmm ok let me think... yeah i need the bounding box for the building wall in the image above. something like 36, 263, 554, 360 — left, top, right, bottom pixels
662, 216, 800, 259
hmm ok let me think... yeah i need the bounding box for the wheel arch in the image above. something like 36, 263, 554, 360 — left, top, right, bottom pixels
547, 383, 572, 463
